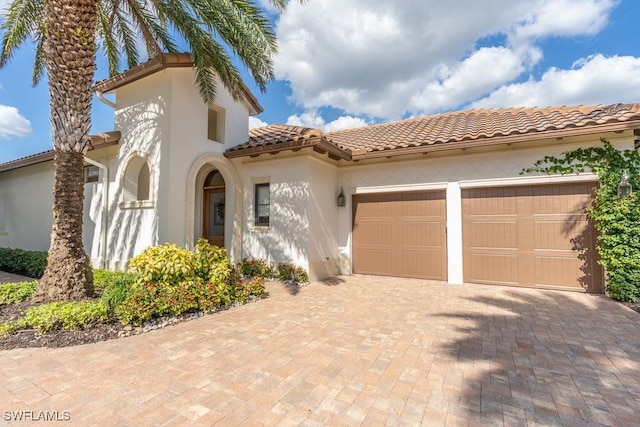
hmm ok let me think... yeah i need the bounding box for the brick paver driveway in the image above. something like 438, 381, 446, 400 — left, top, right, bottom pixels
1, 276, 640, 426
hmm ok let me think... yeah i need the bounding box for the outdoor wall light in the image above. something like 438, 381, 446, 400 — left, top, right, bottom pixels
337, 187, 346, 207
618, 171, 632, 199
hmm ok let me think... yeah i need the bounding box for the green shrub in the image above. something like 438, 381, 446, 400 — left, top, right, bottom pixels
128, 243, 199, 285
0, 248, 48, 278
100, 274, 137, 313
128, 240, 233, 285
0, 322, 18, 337
17, 301, 109, 333
195, 239, 231, 283
0, 281, 37, 304
92, 269, 137, 291
233, 276, 267, 304
115, 279, 228, 325
276, 263, 309, 284
236, 258, 274, 278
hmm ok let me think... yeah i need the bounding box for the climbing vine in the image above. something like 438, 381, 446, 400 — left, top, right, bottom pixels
523, 139, 640, 301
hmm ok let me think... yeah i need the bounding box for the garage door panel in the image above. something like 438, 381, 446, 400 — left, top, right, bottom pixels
353, 191, 447, 281
534, 255, 585, 289
533, 219, 589, 251
353, 221, 393, 245
400, 220, 444, 247
463, 183, 603, 292
400, 250, 445, 279
466, 253, 519, 285
466, 219, 518, 249
353, 248, 393, 276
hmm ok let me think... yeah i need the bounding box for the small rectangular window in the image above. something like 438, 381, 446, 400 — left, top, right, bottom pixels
255, 183, 270, 226
207, 107, 226, 143
84, 165, 99, 183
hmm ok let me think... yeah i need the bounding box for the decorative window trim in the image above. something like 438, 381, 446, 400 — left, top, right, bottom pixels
119, 200, 155, 210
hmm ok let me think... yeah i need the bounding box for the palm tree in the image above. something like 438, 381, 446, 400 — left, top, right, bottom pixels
0, 0, 296, 302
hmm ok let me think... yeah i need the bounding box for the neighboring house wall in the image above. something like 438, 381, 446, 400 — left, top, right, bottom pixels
337, 132, 636, 281
0, 162, 55, 251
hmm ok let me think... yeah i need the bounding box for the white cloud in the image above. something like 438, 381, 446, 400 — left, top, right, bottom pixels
0, 105, 32, 139
286, 110, 368, 132
411, 46, 536, 113
510, 0, 616, 42
470, 55, 640, 109
249, 116, 269, 129
274, 0, 621, 119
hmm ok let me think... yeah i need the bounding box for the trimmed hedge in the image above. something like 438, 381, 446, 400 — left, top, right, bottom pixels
0, 248, 48, 278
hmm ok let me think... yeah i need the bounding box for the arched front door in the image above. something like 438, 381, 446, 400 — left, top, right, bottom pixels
203, 170, 225, 247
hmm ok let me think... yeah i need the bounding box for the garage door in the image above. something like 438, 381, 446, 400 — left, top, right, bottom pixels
352, 191, 447, 280
462, 183, 603, 292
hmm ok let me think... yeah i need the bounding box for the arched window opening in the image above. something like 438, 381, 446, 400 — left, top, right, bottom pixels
121, 155, 153, 207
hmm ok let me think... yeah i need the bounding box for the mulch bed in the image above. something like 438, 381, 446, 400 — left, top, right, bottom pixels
621, 301, 640, 315
0, 299, 126, 351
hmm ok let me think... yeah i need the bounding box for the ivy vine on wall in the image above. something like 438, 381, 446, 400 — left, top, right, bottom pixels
522, 139, 640, 301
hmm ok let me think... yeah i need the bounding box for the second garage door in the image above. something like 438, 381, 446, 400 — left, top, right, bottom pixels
462, 183, 603, 292
352, 191, 447, 280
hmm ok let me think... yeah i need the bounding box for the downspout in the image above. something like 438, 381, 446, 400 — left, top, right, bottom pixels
91, 90, 116, 269
84, 157, 109, 269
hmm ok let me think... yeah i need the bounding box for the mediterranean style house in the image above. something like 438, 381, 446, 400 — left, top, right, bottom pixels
1, 53, 640, 293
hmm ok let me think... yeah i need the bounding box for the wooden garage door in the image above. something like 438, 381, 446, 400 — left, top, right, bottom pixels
462, 183, 603, 292
352, 191, 447, 280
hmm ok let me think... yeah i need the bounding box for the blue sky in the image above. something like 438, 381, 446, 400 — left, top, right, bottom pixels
1, 0, 640, 163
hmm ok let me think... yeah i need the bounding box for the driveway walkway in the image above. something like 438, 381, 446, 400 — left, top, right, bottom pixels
1, 276, 640, 426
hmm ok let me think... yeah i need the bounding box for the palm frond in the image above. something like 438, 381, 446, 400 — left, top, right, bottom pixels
97, 3, 120, 76
0, 0, 44, 68
31, 28, 45, 86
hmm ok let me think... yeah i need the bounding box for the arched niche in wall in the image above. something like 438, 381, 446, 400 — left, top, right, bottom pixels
119, 153, 154, 209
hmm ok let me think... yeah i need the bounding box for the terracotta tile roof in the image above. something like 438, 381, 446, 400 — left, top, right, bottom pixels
226, 103, 640, 161
229, 124, 321, 150
326, 103, 640, 159
0, 131, 121, 173
225, 125, 351, 160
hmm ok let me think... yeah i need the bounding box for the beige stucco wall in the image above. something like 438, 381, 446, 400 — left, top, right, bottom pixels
0, 162, 55, 251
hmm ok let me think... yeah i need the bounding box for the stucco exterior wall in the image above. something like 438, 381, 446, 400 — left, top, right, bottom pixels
337, 132, 636, 281
0, 162, 55, 251
235, 156, 311, 272
307, 157, 340, 281
160, 68, 250, 249
0, 145, 118, 268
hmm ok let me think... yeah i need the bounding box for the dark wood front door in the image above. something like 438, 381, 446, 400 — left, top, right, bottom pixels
203, 170, 225, 247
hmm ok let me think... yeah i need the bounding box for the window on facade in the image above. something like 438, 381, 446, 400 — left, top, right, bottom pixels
207, 107, 226, 143
84, 165, 99, 183
255, 183, 270, 226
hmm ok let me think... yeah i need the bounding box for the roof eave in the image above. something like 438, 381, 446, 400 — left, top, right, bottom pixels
225, 137, 351, 161
92, 53, 263, 115
350, 122, 640, 160
0, 131, 121, 173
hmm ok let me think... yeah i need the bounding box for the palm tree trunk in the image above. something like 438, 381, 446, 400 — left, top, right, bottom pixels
32, 0, 98, 302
